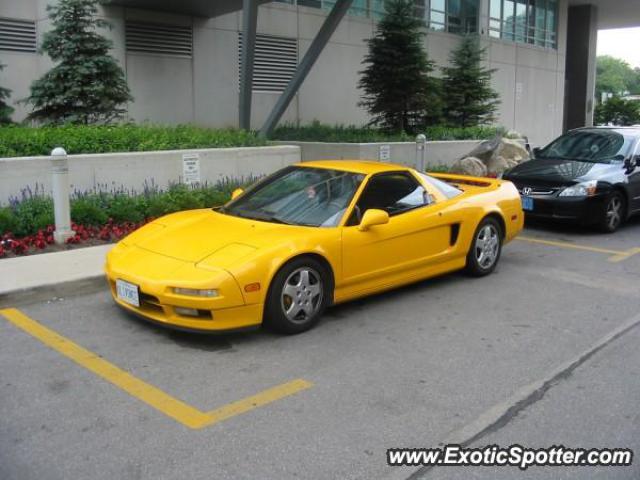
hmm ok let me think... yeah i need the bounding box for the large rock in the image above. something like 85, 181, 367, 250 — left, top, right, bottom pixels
464, 136, 502, 164
451, 156, 488, 177
459, 136, 530, 176
486, 155, 521, 174
492, 138, 529, 164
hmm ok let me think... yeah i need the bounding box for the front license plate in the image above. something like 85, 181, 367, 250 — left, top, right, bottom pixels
116, 279, 140, 307
521, 196, 534, 211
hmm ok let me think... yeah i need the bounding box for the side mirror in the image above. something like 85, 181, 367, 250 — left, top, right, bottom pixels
532, 147, 541, 158
635, 155, 640, 167
358, 209, 389, 232
231, 188, 244, 200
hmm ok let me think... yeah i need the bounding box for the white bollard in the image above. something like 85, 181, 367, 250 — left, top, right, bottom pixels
415, 134, 427, 172
51, 147, 75, 245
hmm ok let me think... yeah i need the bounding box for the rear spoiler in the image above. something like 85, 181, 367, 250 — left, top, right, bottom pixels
428, 172, 497, 188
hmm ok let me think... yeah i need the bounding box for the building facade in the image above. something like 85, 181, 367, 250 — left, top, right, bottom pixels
0, 0, 625, 146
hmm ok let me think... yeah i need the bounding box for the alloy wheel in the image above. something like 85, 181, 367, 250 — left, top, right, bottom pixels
280, 267, 324, 324
475, 224, 500, 270
606, 196, 623, 231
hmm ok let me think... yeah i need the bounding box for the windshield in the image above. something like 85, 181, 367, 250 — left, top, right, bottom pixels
222, 166, 365, 227
537, 130, 634, 163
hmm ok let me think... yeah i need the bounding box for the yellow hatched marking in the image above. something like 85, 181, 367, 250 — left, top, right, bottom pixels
0, 308, 312, 429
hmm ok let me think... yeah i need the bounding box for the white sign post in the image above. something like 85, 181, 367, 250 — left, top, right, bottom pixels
182, 153, 201, 185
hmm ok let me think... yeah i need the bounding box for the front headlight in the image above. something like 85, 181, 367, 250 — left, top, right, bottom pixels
172, 288, 219, 297
558, 180, 597, 197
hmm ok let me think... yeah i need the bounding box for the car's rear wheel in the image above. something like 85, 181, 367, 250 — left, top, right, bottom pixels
465, 217, 502, 277
598, 191, 625, 233
264, 257, 330, 334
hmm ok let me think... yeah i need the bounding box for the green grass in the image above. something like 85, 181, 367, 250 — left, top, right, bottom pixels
0, 124, 267, 158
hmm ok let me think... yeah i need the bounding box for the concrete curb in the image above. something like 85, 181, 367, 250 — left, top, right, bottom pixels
0, 244, 113, 302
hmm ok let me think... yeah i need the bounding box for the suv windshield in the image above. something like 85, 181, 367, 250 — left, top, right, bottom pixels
222, 166, 365, 227
537, 129, 634, 163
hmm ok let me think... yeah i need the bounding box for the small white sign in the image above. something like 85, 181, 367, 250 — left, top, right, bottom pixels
515, 82, 524, 101
182, 153, 201, 185
379, 144, 391, 161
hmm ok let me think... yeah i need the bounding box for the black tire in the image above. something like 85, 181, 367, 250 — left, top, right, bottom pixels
598, 191, 626, 233
264, 257, 331, 334
465, 217, 503, 277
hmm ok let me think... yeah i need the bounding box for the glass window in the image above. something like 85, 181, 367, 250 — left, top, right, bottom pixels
418, 173, 463, 199
490, 0, 501, 19
348, 172, 432, 225
488, 0, 557, 49
224, 166, 365, 227
428, 0, 478, 34
536, 130, 634, 164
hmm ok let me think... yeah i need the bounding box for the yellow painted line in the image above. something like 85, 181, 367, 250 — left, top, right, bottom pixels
516, 236, 640, 263
202, 378, 313, 428
609, 247, 640, 263
0, 308, 312, 429
516, 236, 622, 255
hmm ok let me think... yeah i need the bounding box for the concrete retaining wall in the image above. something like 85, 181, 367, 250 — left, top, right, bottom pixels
0, 146, 301, 203
0, 140, 483, 203
274, 140, 482, 169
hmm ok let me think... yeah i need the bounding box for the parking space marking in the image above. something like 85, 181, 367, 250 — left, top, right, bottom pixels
516, 236, 640, 263
0, 308, 313, 429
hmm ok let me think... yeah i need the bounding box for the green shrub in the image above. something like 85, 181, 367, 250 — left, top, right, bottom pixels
106, 194, 146, 223
0, 207, 18, 234
271, 121, 504, 143
71, 196, 109, 225
12, 196, 54, 236
0, 124, 267, 158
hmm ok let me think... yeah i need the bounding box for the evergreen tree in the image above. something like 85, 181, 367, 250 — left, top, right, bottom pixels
0, 63, 14, 124
442, 36, 500, 128
358, 0, 441, 133
23, 0, 133, 124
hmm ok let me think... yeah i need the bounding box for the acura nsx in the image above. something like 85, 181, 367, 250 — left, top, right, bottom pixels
105, 161, 523, 334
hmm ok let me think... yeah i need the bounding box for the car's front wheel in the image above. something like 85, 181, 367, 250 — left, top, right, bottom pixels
599, 191, 625, 233
465, 217, 502, 277
264, 257, 331, 334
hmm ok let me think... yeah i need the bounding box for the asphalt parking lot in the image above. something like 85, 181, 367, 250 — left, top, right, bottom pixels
2, 219, 640, 480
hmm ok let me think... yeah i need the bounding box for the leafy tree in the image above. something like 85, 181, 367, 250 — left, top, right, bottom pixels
594, 96, 640, 126
441, 36, 500, 128
595, 55, 637, 101
22, 0, 132, 124
0, 63, 14, 124
358, 0, 441, 133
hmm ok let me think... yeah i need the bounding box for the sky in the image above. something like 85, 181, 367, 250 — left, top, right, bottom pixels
597, 27, 640, 68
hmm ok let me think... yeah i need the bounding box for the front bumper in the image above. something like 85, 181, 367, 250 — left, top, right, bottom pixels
522, 194, 607, 224
109, 286, 263, 332
105, 245, 263, 332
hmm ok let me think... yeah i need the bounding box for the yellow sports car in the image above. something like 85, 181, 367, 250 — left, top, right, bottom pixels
105, 161, 523, 334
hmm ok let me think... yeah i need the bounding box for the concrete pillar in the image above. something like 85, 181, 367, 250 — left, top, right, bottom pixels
51, 148, 75, 245
564, 4, 598, 131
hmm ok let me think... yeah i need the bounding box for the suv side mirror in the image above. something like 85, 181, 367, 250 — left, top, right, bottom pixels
532, 147, 541, 158
358, 209, 389, 232
231, 188, 244, 200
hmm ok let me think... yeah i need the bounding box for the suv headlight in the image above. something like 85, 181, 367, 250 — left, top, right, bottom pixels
559, 180, 597, 197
